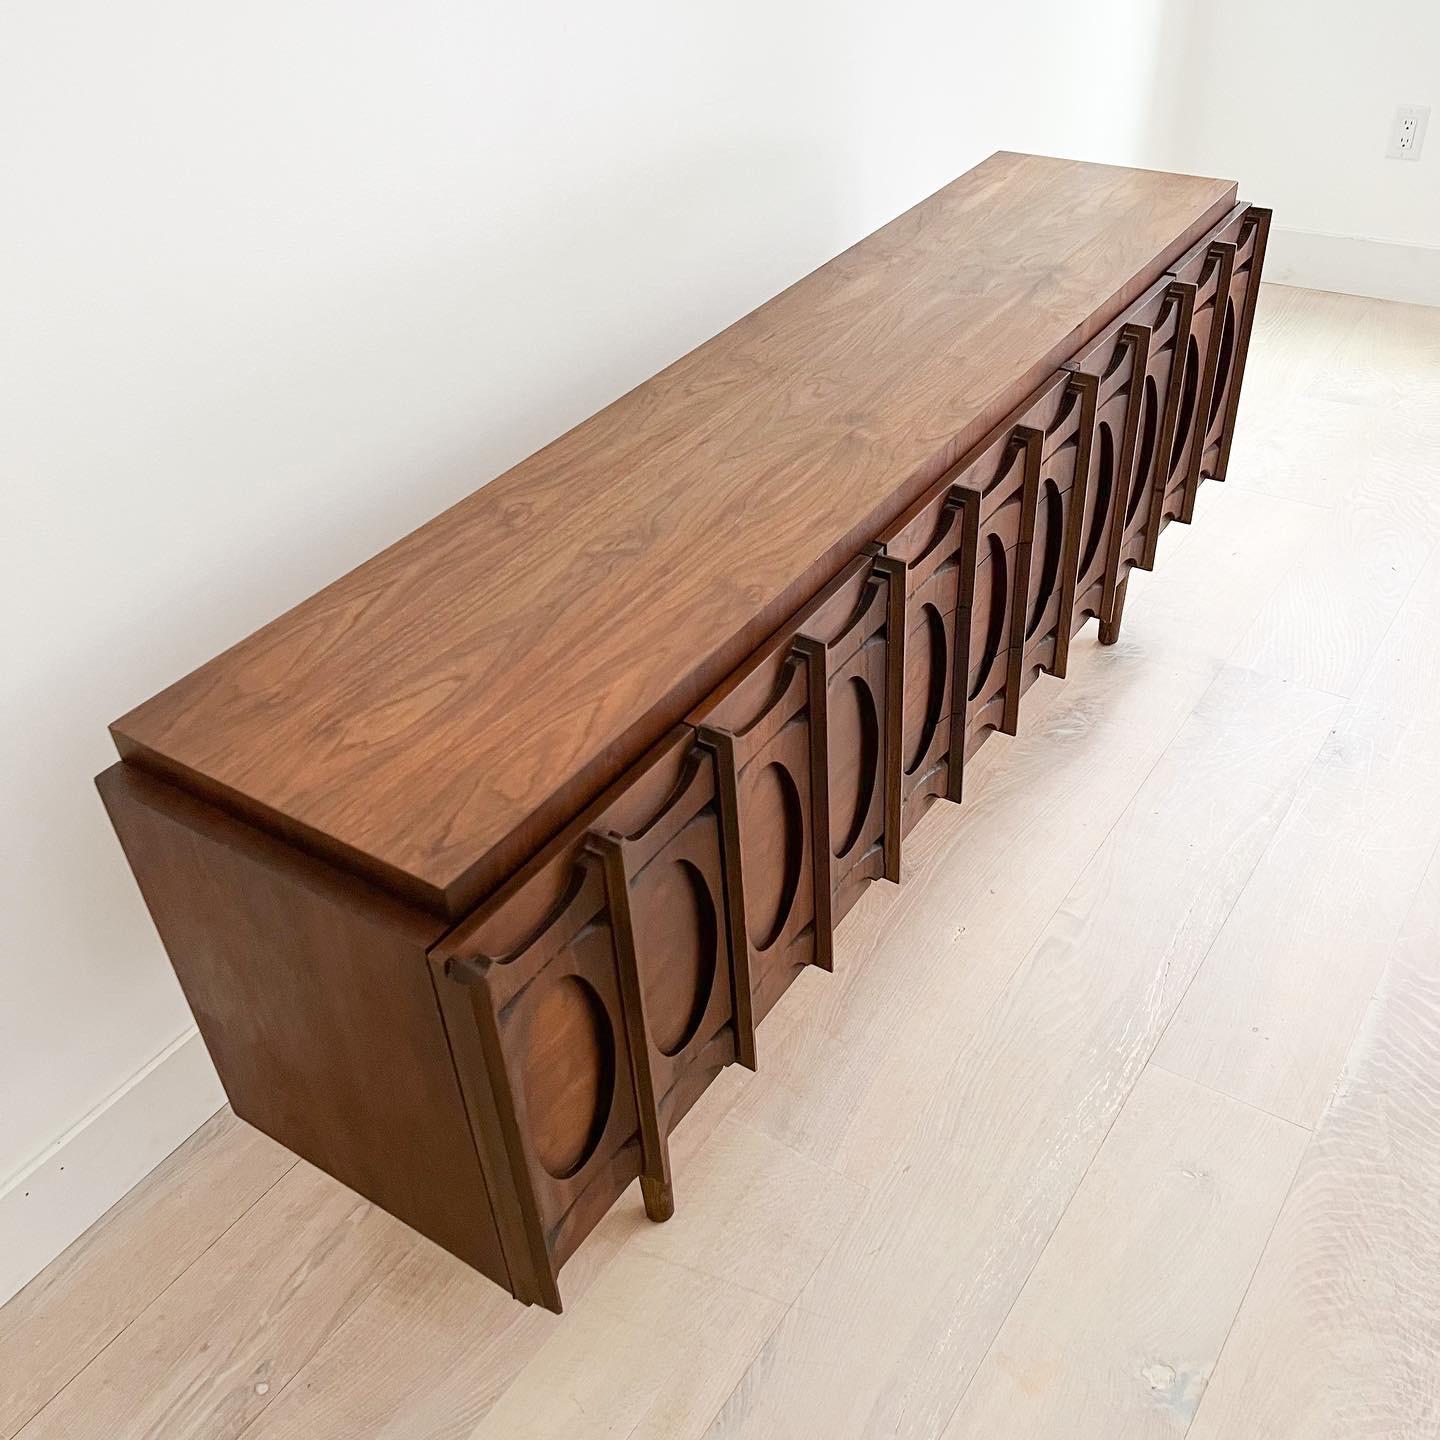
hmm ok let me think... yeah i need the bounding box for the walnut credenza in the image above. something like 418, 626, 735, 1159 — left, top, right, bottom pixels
98, 153, 1270, 1311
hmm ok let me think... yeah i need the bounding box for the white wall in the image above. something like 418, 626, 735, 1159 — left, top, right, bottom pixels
1165, 0, 1440, 303
0, 0, 1196, 1300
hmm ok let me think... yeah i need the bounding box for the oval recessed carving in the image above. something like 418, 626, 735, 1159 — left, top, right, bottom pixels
1208, 299, 1237, 435
1028, 479, 1065, 638
636, 857, 718, 1057
905, 603, 948, 776
830, 675, 880, 858
970, 535, 1008, 701
1078, 423, 1115, 583
1170, 334, 1201, 477
1127, 374, 1160, 524
744, 760, 804, 953
524, 975, 615, 1180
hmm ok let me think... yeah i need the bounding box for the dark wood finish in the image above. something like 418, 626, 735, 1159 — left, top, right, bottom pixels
432, 729, 744, 1308
1145, 203, 1248, 552
94, 764, 508, 1288
1203, 207, 1272, 484
109, 154, 1239, 920
97, 159, 1267, 1314
1020, 371, 1098, 690
1105, 277, 1197, 611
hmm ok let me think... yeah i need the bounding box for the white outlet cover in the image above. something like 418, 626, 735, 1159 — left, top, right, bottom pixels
1387, 103, 1430, 161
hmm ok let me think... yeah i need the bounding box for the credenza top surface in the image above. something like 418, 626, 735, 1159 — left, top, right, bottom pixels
110, 152, 1237, 915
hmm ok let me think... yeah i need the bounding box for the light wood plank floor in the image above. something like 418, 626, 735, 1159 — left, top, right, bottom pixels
4, 283, 1439, 1439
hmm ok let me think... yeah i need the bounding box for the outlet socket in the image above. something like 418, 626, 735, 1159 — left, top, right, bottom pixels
1387, 103, 1430, 160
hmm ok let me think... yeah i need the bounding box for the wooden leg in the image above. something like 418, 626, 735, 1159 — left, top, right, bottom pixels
641, 1172, 676, 1222
1098, 571, 1129, 646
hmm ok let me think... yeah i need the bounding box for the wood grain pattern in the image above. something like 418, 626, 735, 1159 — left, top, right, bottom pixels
1154, 547, 1440, 1125
940, 1065, 1308, 1440
14, 1165, 409, 1440
95, 765, 507, 1289
109, 154, 1237, 916
0, 1112, 294, 1440
1186, 846, 1440, 1440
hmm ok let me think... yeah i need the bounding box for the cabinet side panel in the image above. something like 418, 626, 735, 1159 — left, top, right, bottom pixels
96, 763, 510, 1293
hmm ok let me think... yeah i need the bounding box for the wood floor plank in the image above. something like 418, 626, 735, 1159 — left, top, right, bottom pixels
231, 1054, 756, 1440
466, 1117, 859, 1440
1234, 284, 1353, 415
699, 665, 1338, 1439
16, 1164, 411, 1440
731, 477, 1322, 1193
939, 1065, 1308, 1440
1155, 549, 1440, 1126
1185, 845, 1440, 1440
0, 1110, 294, 1439
1121, 484, 1329, 665
471, 1250, 783, 1440
1226, 293, 1440, 697
732, 640, 1223, 1188
224, 544, 1267, 1439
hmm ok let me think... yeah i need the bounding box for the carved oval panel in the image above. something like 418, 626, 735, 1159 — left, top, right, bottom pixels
636, 857, 718, 1057
904, 603, 948, 776
1079, 422, 1115, 582
1208, 298, 1237, 435
1127, 374, 1160, 524
970, 535, 1008, 701
830, 675, 879, 858
1027, 479, 1065, 639
524, 974, 615, 1180
1170, 334, 1202, 478
744, 760, 804, 953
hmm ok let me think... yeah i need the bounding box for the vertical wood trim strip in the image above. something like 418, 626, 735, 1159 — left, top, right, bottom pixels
1098, 328, 1150, 628
794, 635, 835, 972
1053, 370, 1100, 679
441, 952, 562, 1311
1179, 239, 1237, 524
696, 729, 757, 1071
945, 487, 981, 803
1141, 280, 1197, 571
1214, 205, 1272, 482
1003, 426, 1044, 735
873, 553, 908, 883
590, 836, 674, 1222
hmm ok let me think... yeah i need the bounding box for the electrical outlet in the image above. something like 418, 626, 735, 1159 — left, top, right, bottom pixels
1387, 103, 1430, 160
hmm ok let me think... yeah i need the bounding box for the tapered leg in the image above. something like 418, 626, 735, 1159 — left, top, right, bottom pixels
641, 1171, 675, 1222
1098, 571, 1129, 646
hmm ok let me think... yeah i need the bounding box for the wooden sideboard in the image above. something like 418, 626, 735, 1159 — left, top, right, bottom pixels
98, 152, 1270, 1311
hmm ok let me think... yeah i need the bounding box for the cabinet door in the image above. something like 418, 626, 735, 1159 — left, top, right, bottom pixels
875, 484, 974, 833
1110, 279, 1195, 580
694, 553, 904, 1000
799, 555, 906, 926
1062, 280, 1167, 641
432, 729, 747, 1311
1020, 370, 1098, 693
1199, 206, 1271, 485
1156, 204, 1247, 534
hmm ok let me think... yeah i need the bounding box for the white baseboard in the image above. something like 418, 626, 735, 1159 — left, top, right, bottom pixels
1266, 226, 1440, 308
0, 1029, 225, 1305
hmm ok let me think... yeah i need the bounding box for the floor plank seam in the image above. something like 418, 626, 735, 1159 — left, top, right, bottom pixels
227, 1221, 418, 1440
9, 1156, 300, 1438
1178, 1123, 1311, 1439
1144, 1061, 1313, 1134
